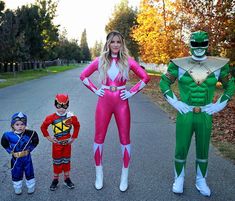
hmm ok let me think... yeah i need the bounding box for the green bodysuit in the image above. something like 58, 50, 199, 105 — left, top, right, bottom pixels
160, 56, 235, 177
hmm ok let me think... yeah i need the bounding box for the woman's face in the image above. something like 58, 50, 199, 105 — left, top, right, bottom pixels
109, 35, 122, 55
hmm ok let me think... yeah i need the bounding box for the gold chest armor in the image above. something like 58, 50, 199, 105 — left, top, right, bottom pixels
171, 56, 229, 85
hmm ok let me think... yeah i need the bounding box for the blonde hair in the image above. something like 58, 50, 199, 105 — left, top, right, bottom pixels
99, 31, 129, 83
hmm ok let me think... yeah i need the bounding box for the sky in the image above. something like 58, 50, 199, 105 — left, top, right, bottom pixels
4, 0, 141, 47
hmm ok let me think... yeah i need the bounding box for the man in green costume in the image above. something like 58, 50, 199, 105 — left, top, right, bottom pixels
160, 31, 235, 196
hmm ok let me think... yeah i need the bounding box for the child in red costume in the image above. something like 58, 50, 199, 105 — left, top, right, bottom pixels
40, 94, 80, 190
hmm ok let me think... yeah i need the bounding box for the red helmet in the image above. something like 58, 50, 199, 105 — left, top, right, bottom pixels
55, 94, 69, 109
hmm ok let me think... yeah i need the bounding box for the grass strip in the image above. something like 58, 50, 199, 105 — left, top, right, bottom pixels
0, 64, 86, 88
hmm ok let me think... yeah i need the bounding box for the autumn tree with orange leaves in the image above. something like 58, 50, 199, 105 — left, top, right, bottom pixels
132, 0, 188, 64
132, 0, 235, 64
182, 0, 235, 64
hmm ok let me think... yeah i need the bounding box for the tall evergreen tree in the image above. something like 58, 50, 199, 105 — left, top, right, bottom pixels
105, 0, 139, 60
15, 0, 59, 61
0, 0, 4, 16
35, 0, 59, 60
80, 29, 91, 61
56, 31, 82, 63
16, 5, 43, 61
0, 9, 27, 62
91, 40, 103, 59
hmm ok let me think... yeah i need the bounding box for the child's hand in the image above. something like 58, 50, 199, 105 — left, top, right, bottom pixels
46, 136, 58, 144
52, 138, 59, 144
68, 138, 76, 144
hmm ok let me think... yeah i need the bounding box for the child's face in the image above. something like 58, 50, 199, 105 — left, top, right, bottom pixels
12, 121, 26, 133
56, 107, 67, 115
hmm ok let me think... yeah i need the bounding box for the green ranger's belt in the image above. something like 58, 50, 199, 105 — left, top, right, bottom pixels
193, 107, 201, 113
186, 104, 212, 113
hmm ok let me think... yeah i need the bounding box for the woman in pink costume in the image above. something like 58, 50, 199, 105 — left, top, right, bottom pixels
80, 30, 150, 191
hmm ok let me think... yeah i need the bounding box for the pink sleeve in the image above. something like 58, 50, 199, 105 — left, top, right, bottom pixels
80, 58, 99, 93
128, 57, 150, 93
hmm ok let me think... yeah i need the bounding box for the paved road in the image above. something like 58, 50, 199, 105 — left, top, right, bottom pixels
0, 67, 234, 201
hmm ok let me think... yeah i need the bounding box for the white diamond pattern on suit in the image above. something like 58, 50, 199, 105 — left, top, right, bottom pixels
107, 60, 120, 81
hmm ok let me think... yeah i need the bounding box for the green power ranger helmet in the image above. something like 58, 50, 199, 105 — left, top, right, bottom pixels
190, 31, 209, 58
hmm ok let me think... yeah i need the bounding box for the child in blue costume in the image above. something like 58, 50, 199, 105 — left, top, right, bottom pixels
1, 112, 39, 195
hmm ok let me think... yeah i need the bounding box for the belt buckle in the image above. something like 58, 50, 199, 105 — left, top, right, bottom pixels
13, 152, 19, 158
110, 86, 117, 92
193, 107, 201, 113
20, 151, 28, 157
60, 140, 68, 145
13, 150, 28, 158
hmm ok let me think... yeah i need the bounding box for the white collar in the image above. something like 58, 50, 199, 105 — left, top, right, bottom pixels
56, 112, 67, 116
111, 54, 118, 58
192, 55, 207, 62
14, 131, 23, 134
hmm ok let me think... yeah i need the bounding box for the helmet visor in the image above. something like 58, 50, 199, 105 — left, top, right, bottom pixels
190, 41, 208, 48
55, 103, 69, 109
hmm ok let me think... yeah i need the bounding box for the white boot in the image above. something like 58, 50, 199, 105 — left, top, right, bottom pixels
195, 167, 211, 196
14, 188, 22, 195
27, 186, 35, 194
95, 165, 103, 190
172, 167, 184, 194
119, 167, 128, 192
26, 178, 36, 194
13, 180, 23, 195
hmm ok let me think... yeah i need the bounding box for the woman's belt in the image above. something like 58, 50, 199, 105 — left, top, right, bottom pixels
101, 85, 126, 92
12, 150, 29, 158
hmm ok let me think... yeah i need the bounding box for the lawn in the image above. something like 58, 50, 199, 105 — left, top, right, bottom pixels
0, 64, 86, 88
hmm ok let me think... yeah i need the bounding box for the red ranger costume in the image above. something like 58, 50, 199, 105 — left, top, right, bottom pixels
41, 94, 80, 190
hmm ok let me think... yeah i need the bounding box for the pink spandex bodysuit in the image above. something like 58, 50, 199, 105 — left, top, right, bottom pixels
80, 57, 150, 168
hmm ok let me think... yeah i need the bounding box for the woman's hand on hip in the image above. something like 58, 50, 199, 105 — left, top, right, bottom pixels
120, 89, 134, 100
95, 88, 105, 97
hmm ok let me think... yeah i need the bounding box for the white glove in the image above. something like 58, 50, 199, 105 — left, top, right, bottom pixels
201, 98, 228, 115
94, 88, 105, 97
120, 90, 134, 100
166, 94, 192, 114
